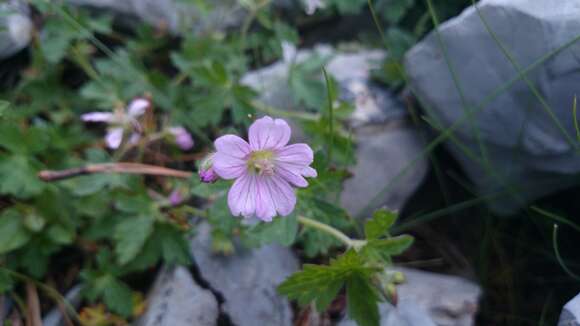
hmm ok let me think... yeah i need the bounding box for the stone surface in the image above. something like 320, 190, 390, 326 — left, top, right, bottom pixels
339, 267, 480, 326
137, 266, 219, 326
67, 0, 293, 34
243, 45, 429, 217
405, 0, 580, 214
338, 301, 436, 326
559, 293, 580, 326
0, 0, 32, 59
190, 223, 299, 326
395, 267, 481, 326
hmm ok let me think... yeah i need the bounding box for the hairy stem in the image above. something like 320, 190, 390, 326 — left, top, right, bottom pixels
298, 216, 364, 249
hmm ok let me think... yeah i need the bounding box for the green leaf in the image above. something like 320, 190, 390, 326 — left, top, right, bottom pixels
0, 155, 45, 198
114, 215, 154, 265
0, 100, 9, 117
245, 214, 298, 247
0, 269, 14, 293
0, 210, 30, 254
346, 273, 380, 326
278, 250, 377, 312
379, 0, 415, 24
360, 235, 414, 263
85, 274, 134, 317
102, 277, 134, 317
364, 209, 398, 240
47, 225, 75, 245
157, 224, 192, 266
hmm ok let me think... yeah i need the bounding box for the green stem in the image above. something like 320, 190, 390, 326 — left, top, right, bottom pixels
298, 216, 365, 249
251, 100, 318, 121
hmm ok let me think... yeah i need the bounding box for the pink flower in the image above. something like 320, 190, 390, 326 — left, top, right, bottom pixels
168, 126, 194, 151
199, 153, 218, 184
212, 116, 317, 222
81, 98, 149, 149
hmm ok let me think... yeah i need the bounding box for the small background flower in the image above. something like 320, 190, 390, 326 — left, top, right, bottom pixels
81, 98, 150, 149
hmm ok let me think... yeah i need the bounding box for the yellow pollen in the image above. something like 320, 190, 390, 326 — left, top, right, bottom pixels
247, 150, 275, 176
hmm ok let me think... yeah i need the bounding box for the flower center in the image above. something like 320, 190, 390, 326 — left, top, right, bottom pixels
247, 150, 275, 176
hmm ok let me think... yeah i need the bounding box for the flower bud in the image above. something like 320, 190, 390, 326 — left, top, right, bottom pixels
168, 126, 194, 151
199, 153, 218, 183
168, 189, 184, 206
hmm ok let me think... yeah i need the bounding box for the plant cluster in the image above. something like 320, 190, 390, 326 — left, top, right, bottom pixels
0, 0, 469, 325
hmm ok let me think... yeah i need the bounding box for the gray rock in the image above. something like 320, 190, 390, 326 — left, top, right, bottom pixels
66, 0, 293, 34
137, 266, 219, 326
395, 267, 480, 326
559, 293, 580, 326
339, 267, 480, 326
243, 45, 429, 217
190, 223, 299, 326
42, 285, 82, 326
0, 0, 32, 59
338, 301, 436, 326
405, 0, 580, 214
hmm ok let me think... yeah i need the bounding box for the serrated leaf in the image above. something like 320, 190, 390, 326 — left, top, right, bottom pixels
278, 250, 377, 312
102, 277, 134, 317
364, 209, 398, 240
0, 209, 30, 254
346, 273, 380, 326
114, 215, 154, 265
0, 155, 45, 198
158, 224, 192, 266
361, 235, 414, 264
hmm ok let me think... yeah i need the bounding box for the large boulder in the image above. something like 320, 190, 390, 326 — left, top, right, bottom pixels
405, 0, 580, 214
189, 223, 298, 326
243, 45, 429, 217
0, 0, 32, 59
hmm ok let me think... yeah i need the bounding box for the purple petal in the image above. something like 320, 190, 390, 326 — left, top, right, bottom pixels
275, 143, 314, 173
262, 174, 296, 217
248, 116, 291, 151
214, 135, 250, 158
127, 98, 149, 117
228, 173, 256, 218
274, 164, 308, 188
105, 128, 123, 149
213, 135, 251, 180
301, 166, 318, 178
81, 112, 114, 123
255, 177, 277, 221
213, 152, 247, 180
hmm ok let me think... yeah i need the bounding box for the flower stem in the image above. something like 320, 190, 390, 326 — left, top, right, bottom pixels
298, 216, 353, 247
38, 163, 192, 182
252, 100, 318, 121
